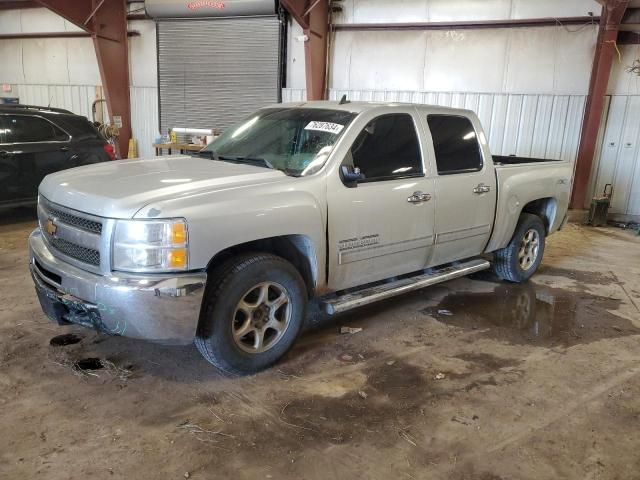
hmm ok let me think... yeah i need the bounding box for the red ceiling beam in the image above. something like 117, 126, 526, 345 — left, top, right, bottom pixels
34, 0, 93, 32
0, 31, 139, 39
281, 0, 308, 28
35, 0, 131, 159
281, 0, 329, 101
0, 1, 40, 9
334, 16, 601, 31
570, 0, 629, 209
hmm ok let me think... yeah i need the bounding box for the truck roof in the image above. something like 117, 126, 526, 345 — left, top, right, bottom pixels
275, 100, 474, 116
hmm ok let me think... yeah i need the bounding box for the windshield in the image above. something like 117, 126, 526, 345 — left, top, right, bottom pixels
202, 108, 356, 176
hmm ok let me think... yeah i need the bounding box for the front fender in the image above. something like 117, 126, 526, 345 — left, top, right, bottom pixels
135, 183, 327, 279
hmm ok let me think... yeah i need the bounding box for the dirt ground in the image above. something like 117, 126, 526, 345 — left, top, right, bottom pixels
1, 209, 640, 480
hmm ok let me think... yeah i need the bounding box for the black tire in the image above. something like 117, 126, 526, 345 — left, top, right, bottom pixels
493, 213, 546, 283
195, 253, 307, 376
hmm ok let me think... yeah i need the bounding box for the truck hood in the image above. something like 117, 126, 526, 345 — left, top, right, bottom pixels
39, 156, 288, 218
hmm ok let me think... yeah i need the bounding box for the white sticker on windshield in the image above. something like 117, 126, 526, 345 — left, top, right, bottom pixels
305, 121, 345, 135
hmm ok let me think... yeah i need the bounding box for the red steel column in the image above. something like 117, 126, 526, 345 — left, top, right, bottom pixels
281, 0, 329, 100
92, 0, 132, 158
570, 1, 628, 209
36, 0, 132, 159
304, 0, 329, 100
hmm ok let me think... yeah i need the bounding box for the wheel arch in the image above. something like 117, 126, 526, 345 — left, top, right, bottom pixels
487, 195, 558, 252
205, 234, 319, 298
521, 197, 557, 233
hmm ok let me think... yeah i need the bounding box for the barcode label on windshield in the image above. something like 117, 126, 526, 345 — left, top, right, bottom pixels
305, 121, 345, 134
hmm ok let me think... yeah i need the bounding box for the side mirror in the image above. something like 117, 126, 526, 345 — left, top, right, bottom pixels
340, 165, 366, 188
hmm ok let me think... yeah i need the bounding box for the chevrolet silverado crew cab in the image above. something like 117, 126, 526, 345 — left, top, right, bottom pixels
30, 101, 571, 375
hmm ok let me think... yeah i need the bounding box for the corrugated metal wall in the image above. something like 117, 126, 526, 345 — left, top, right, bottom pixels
130, 87, 160, 158
10, 84, 97, 120
282, 88, 586, 162
590, 95, 640, 216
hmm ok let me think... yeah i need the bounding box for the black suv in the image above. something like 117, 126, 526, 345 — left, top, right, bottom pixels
0, 104, 114, 209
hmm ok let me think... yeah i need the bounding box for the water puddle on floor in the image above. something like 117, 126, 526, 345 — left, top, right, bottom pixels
49, 333, 82, 347
422, 282, 639, 346
73, 357, 104, 371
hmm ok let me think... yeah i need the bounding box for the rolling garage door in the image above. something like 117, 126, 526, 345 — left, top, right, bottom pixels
157, 16, 282, 136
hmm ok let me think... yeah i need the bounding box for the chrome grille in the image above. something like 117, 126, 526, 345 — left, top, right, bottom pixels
41, 201, 102, 234
38, 196, 105, 270
49, 237, 101, 266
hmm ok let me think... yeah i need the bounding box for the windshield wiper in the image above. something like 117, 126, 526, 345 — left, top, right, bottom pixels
194, 150, 214, 159
218, 155, 276, 170
206, 153, 299, 177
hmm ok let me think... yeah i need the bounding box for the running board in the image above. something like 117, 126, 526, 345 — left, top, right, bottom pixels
321, 258, 490, 315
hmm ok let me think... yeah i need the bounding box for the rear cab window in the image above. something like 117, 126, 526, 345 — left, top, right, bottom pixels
346, 113, 423, 182
427, 114, 483, 175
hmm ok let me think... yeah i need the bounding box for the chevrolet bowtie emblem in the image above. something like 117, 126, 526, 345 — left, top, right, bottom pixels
46, 218, 57, 236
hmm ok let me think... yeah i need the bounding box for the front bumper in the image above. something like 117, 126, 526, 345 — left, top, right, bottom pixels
29, 229, 207, 345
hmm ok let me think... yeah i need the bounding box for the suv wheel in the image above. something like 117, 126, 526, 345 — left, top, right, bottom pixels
195, 253, 307, 376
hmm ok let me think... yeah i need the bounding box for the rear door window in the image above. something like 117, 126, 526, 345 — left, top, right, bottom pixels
57, 115, 100, 140
0, 115, 9, 143
5, 115, 69, 143
348, 113, 423, 182
427, 115, 483, 175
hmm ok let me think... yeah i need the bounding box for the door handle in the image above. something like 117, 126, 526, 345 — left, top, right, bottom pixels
473, 183, 491, 194
407, 191, 432, 204
0, 150, 14, 158
60, 146, 70, 152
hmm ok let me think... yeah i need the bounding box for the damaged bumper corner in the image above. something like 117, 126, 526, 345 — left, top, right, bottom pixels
29, 229, 207, 345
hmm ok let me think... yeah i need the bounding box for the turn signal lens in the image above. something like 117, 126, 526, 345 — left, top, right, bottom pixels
171, 222, 187, 244
168, 249, 187, 269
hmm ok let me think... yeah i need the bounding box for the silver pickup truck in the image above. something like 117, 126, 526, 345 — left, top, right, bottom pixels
29, 101, 571, 375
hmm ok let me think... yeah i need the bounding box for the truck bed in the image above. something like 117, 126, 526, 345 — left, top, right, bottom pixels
486, 157, 572, 253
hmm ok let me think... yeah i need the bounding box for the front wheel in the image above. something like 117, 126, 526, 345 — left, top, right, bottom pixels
195, 253, 307, 376
493, 213, 546, 283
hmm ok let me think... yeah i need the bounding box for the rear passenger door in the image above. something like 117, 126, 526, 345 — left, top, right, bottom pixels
327, 110, 436, 291
0, 114, 24, 203
426, 114, 497, 266
4, 115, 72, 199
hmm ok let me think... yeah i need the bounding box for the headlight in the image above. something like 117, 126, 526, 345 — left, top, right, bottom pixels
113, 219, 188, 272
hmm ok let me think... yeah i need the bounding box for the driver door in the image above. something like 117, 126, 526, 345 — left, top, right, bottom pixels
326, 110, 436, 292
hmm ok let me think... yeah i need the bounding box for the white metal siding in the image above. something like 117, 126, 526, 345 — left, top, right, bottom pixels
332, 0, 600, 23
283, 88, 586, 163
590, 95, 640, 215
131, 87, 160, 159
10, 84, 97, 120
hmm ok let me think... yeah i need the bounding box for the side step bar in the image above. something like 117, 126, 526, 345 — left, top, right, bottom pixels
321, 258, 490, 315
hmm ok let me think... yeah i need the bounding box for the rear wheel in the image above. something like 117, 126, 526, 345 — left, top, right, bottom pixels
195, 253, 306, 376
493, 213, 546, 283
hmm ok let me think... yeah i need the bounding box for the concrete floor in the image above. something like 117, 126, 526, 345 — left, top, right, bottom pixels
1, 209, 640, 480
